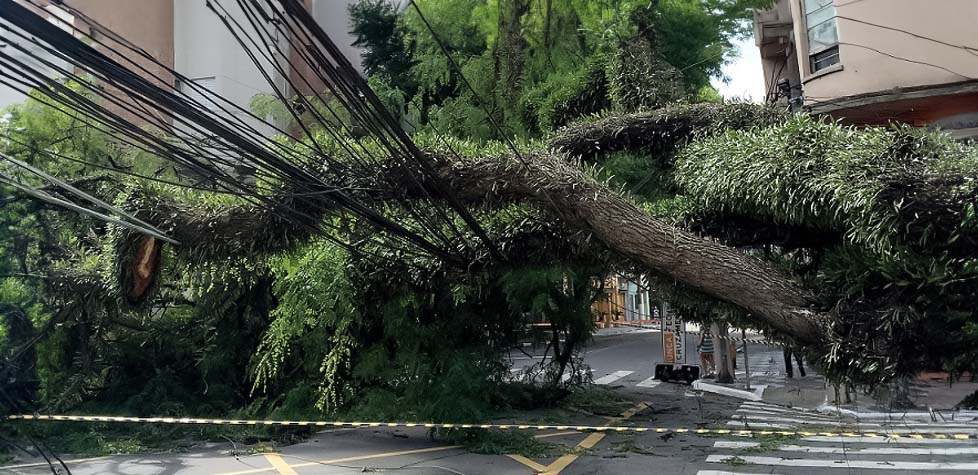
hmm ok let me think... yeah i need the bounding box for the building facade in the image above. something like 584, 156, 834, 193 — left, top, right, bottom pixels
755, 0, 978, 137
592, 275, 655, 328
1, 0, 366, 121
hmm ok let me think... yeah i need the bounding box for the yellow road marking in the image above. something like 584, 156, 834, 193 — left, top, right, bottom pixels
214, 445, 461, 475
613, 402, 649, 421
575, 432, 606, 450
263, 454, 299, 475
506, 454, 549, 472
508, 402, 648, 475
539, 432, 607, 474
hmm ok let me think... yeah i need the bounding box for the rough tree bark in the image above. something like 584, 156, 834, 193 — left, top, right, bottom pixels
712, 323, 735, 384
432, 151, 825, 343
119, 149, 826, 343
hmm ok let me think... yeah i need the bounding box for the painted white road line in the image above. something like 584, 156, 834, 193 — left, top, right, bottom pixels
801, 436, 976, 444
635, 376, 661, 388
594, 370, 633, 385
725, 421, 792, 429
731, 415, 848, 425
714, 440, 978, 455
736, 408, 837, 421
707, 454, 978, 471
739, 401, 791, 409
739, 401, 817, 410
725, 421, 978, 433
697, 471, 783, 475
731, 414, 978, 428
736, 407, 837, 418
816, 405, 978, 422
693, 381, 767, 401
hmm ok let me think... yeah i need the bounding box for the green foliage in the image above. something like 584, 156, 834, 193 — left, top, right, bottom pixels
350, 0, 418, 97
654, 0, 772, 91
349, 0, 766, 141
498, 263, 601, 387
676, 115, 978, 384
252, 239, 358, 413
676, 115, 978, 256
606, 36, 684, 111
445, 429, 569, 457
520, 61, 610, 133
548, 102, 787, 160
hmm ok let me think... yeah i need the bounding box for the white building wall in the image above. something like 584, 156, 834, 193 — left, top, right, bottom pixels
311, 0, 364, 75
0, 5, 74, 110
173, 0, 291, 136
2, 1, 370, 124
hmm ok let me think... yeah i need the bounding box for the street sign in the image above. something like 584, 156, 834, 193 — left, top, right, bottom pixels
661, 303, 685, 365
654, 302, 698, 384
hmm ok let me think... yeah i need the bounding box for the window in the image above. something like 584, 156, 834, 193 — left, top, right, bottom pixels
804, 0, 840, 72
177, 77, 218, 111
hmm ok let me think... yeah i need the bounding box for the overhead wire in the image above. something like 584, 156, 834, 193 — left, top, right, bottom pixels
1, 13, 386, 260
0, 153, 172, 240
25, 0, 392, 206
834, 16, 978, 57
406, 0, 567, 222
0, 0, 503, 267
269, 0, 502, 259
220, 0, 464, 250
837, 42, 974, 80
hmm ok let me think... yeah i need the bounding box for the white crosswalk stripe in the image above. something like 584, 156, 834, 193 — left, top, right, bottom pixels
715, 440, 978, 455
593, 370, 633, 385
635, 376, 661, 388
696, 471, 783, 475
706, 454, 978, 471
704, 400, 978, 472
730, 413, 978, 428
802, 436, 976, 444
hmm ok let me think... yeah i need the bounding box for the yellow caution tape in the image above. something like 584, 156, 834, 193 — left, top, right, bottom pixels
5, 414, 977, 440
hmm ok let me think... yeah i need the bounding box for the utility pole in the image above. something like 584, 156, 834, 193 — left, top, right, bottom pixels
742, 329, 751, 390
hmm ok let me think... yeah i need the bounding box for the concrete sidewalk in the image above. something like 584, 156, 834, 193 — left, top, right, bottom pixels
692, 346, 978, 413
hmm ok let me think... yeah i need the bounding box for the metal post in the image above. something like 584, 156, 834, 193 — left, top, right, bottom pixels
742, 329, 751, 390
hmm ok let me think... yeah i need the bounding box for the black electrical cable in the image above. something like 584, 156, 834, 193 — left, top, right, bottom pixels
273, 0, 500, 257
1, 0, 504, 267
406, 0, 566, 221
219, 0, 462, 249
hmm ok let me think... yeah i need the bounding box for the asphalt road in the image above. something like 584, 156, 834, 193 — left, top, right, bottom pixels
510, 326, 770, 387
6, 330, 978, 475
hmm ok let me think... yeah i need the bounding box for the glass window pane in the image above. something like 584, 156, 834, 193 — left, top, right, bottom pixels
806, 5, 835, 27
808, 19, 839, 52
804, 0, 833, 14
811, 46, 840, 72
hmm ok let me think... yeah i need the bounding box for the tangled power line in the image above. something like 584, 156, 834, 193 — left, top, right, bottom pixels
0, 0, 503, 265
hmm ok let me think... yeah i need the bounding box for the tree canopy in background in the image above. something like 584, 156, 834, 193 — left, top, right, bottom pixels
351, 0, 771, 139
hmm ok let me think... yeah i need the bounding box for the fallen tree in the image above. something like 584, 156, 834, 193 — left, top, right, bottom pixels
548, 102, 786, 159
17, 103, 978, 404
433, 150, 825, 342
114, 122, 828, 343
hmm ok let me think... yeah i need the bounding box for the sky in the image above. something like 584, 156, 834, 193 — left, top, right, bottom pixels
710, 35, 766, 103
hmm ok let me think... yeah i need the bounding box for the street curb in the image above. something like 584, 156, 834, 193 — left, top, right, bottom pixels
692, 381, 768, 401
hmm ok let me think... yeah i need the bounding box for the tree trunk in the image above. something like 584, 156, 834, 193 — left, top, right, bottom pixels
438, 152, 826, 344
713, 323, 735, 384
122, 151, 828, 345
